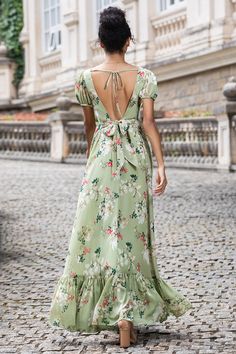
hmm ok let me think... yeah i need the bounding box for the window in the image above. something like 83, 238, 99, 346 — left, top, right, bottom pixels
42, 0, 61, 53
158, 0, 185, 12
96, 0, 119, 29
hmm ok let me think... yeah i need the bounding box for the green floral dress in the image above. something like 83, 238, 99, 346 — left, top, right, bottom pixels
48, 66, 192, 333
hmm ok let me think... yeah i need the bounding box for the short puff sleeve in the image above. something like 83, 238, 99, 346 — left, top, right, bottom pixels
75, 70, 93, 107
139, 70, 158, 101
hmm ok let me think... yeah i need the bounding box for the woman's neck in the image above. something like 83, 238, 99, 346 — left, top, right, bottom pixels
103, 53, 126, 64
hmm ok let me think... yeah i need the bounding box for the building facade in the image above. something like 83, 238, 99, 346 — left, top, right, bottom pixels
1, 0, 236, 117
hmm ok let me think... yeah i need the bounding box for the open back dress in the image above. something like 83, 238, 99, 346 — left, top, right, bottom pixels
48, 66, 192, 333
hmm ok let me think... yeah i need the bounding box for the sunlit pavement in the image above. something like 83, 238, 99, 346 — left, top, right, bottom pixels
0, 159, 235, 354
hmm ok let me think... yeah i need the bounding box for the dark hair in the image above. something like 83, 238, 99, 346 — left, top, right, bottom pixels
98, 6, 135, 53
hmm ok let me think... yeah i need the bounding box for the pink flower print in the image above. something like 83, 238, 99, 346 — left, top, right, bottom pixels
104, 261, 110, 270
104, 186, 111, 194
81, 298, 89, 304
82, 178, 89, 185
83, 247, 91, 255
106, 227, 113, 235
139, 71, 145, 77
106, 129, 112, 136
67, 294, 75, 301
112, 172, 117, 177
143, 191, 147, 199
75, 83, 80, 89
115, 138, 121, 145
139, 232, 147, 246
69, 271, 77, 278
140, 234, 145, 242
120, 166, 128, 173
136, 262, 141, 272
117, 232, 123, 240
143, 298, 150, 305
107, 160, 113, 167
131, 148, 135, 155
102, 297, 109, 308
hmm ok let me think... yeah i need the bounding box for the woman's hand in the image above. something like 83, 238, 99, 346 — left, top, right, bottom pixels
154, 166, 167, 196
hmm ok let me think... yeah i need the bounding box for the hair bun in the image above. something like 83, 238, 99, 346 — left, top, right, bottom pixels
98, 6, 133, 53
100, 16, 124, 31
99, 7, 126, 30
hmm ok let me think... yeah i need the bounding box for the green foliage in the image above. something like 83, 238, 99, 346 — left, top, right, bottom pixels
0, 0, 24, 91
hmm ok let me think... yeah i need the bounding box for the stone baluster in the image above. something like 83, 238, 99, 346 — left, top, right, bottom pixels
223, 77, 236, 171
48, 93, 82, 162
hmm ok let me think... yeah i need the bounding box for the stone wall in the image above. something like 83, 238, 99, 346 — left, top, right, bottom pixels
157, 63, 236, 117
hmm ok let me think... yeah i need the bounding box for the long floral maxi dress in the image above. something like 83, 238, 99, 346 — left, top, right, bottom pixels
48, 66, 192, 333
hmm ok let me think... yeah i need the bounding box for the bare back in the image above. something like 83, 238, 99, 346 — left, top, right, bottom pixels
90, 66, 139, 121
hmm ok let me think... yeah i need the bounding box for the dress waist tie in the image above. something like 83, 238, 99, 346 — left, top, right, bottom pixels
96, 119, 142, 175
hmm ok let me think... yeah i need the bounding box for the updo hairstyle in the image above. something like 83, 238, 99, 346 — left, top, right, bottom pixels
98, 6, 135, 53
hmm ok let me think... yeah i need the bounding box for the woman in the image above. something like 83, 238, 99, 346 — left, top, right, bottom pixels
49, 6, 192, 348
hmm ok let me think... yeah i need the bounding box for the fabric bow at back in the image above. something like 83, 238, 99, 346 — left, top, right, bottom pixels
96, 119, 142, 176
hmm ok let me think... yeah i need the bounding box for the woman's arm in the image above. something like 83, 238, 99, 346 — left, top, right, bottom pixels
81, 107, 96, 158
141, 99, 167, 196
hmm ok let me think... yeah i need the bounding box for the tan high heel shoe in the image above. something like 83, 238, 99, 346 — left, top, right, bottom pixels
118, 319, 132, 348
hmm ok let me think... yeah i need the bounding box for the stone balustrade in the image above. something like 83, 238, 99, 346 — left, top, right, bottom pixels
156, 116, 218, 169
0, 77, 236, 170
151, 8, 187, 59
0, 121, 51, 160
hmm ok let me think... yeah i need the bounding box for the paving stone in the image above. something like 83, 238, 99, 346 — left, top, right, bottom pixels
0, 159, 235, 354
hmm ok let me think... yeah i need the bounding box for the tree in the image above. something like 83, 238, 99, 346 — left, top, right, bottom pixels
0, 0, 24, 93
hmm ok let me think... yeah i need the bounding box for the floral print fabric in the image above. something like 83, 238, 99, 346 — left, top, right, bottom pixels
48, 66, 192, 333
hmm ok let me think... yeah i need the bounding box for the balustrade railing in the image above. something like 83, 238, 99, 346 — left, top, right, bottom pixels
0, 122, 51, 159
64, 122, 87, 163
0, 116, 223, 169
0, 76, 235, 171
156, 117, 218, 168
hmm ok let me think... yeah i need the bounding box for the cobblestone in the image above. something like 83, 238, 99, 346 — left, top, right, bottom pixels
0, 159, 235, 353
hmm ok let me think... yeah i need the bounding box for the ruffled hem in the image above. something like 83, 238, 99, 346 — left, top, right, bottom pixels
48, 272, 192, 333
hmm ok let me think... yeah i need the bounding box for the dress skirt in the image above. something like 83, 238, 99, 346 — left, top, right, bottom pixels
48, 118, 192, 333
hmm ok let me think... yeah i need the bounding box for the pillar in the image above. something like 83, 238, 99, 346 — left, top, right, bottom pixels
223, 76, 236, 171
19, 0, 41, 97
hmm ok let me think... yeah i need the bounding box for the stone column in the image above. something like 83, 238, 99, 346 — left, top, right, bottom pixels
229, 0, 236, 40
0, 42, 16, 103
120, 0, 139, 63
58, 0, 79, 85
210, 0, 234, 46
217, 116, 230, 171
183, 0, 213, 53
78, 0, 90, 64
48, 94, 81, 162
135, 0, 156, 64
223, 77, 236, 171
19, 0, 41, 97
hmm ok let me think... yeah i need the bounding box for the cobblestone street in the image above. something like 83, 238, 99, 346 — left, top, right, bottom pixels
0, 159, 235, 353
